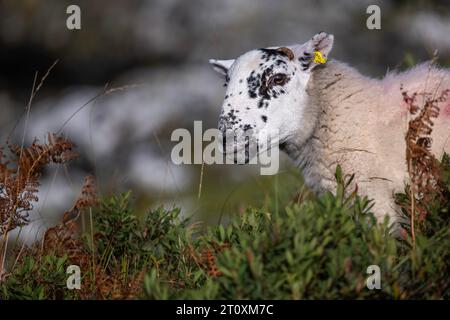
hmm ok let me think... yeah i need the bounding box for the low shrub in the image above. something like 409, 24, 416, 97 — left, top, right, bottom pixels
1, 156, 448, 299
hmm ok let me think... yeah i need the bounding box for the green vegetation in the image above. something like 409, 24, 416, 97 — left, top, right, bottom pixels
1, 156, 448, 300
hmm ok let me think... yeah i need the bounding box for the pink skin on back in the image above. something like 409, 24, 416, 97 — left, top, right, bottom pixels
443, 100, 450, 117
397, 93, 450, 119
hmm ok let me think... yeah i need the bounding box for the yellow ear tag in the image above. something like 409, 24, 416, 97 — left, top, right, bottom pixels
313, 51, 327, 64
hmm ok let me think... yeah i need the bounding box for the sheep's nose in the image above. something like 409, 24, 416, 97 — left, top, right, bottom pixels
218, 117, 227, 133
218, 117, 232, 153
218, 123, 227, 150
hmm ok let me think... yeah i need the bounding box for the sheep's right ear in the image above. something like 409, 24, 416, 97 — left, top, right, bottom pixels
209, 59, 235, 78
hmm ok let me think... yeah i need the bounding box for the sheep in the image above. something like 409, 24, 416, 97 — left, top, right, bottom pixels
209, 32, 450, 227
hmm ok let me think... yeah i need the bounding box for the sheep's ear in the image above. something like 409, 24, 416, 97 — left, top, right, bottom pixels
291, 32, 334, 72
209, 59, 235, 77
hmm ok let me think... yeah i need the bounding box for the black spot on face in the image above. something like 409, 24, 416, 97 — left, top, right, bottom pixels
258, 68, 272, 100
225, 109, 240, 126
244, 50, 292, 111
247, 70, 261, 99
261, 115, 267, 123
275, 59, 287, 67
257, 99, 270, 109
259, 48, 291, 62
258, 99, 265, 109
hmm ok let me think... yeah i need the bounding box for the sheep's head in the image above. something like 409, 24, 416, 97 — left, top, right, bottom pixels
210, 32, 334, 162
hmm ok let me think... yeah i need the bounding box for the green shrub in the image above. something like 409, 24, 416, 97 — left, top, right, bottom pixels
142, 159, 449, 299
0, 254, 74, 300
142, 160, 449, 299
1, 157, 449, 300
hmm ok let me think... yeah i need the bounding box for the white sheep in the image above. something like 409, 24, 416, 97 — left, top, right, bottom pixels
210, 32, 450, 227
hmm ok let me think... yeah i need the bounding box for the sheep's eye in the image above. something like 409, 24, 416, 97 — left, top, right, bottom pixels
269, 73, 288, 86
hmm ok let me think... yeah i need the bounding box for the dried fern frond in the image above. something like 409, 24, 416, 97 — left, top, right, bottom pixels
63, 175, 97, 223
400, 88, 450, 239
0, 133, 78, 235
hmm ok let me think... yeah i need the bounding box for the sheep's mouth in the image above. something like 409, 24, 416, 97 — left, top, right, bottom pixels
219, 132, 280, 164
219, 135, 254, 164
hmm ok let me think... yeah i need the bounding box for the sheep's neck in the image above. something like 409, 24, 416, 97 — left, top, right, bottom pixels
283, 61, 380, 193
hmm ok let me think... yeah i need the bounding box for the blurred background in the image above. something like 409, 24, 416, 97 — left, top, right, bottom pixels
1, 0, 449, 242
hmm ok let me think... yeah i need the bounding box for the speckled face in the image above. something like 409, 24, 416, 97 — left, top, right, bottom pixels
210, 33, 334, 159
212, 47, 310, 157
